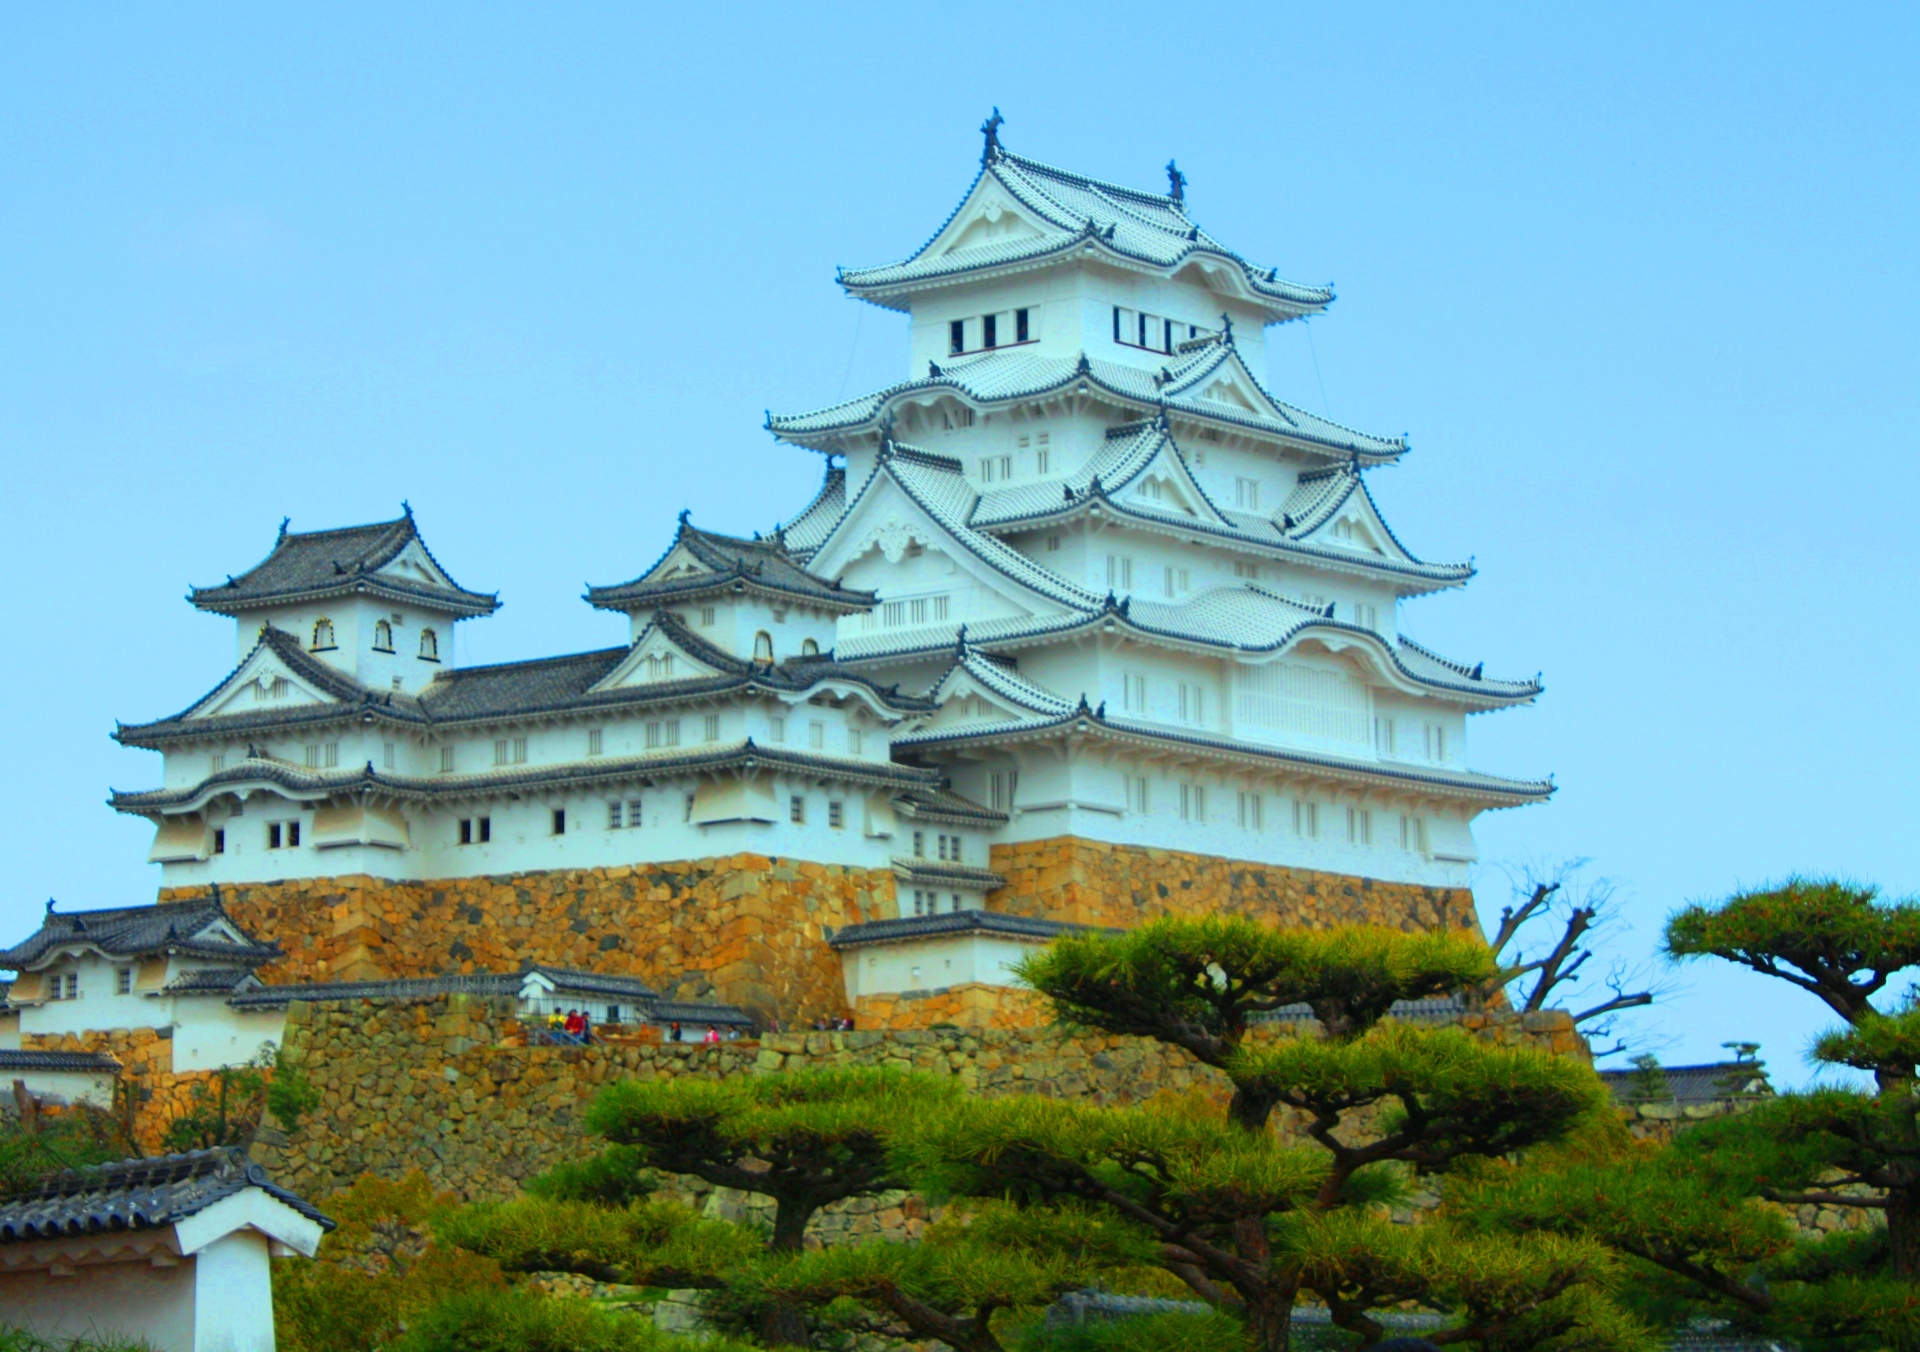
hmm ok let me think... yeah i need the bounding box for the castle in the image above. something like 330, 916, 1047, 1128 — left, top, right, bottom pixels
31, 121, 1548, 1036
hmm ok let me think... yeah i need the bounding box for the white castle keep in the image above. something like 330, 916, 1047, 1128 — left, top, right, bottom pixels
95, 120, 1547, 1012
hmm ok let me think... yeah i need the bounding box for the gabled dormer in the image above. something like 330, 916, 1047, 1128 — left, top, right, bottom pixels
588, 514, 874, 662
190, 509, 497, 694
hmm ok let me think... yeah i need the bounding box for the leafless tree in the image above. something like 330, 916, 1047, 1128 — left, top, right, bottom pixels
1469, 860, 1674, 1059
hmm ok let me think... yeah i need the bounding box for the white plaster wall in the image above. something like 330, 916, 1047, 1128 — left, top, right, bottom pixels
0, 1253, 196, 1350
169, 1001, 286, 1074
17, 952, 169, 1038
237, 599, 454, 693
842, 932, 1041, 1000
191, 1229, 277, 1352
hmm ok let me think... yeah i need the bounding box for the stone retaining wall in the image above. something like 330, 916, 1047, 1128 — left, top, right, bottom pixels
21, 1027, 212, 1153
249, 992, 1583, 1208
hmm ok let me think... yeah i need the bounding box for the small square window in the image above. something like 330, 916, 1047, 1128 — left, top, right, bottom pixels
628, 797, 643, 825
552, 808, 567, 835
211, 828, 225, 855
607, 801, 623, 829
115, 967, 132, 995
288, 820, 301, 847
949, 319, 965, 354
1015, 307, 1029, 343
913, 830, 925, 857
440, 746, 456, 774
771, 716, 786, 743
827, 800, 844, 829
808, 721, 825, 749
699, 606, 716, 627
847, 728, 863, 755
588, 729, 604, 757
478, 817, 491, 843
382, 742, 395, 769
267, 822, 282, 850
703, 715, 720, 743
790, 796, 805, 824
459, 818, 473, 845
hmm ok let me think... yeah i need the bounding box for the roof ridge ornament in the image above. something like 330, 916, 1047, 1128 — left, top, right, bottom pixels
928, 360, 941, 378
1219, 313, 1235, 344
980, 107, 1004, 165
278, 517, 290, 539
1166, 160, 1186, 204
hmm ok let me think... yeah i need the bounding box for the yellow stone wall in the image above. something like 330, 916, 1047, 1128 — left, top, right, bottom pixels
160, 838, 1479, 1026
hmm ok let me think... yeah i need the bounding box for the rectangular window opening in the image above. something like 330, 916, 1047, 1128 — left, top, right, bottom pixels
790, 796, 806, 824
827, 800, 844, 829
588, 729, 604, 757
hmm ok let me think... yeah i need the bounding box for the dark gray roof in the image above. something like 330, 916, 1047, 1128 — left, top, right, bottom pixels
828, 910, 1093, 949
839, 146, 1332, 319
113, 738, 945, 817
163, 968, 261, 996
117, 613, 931, 751
1597, 1061, 1773, 1105
589, 515, 873, 614
0, 897, 278, 973
227, 965, 660, 1010
1252, 995, 1469, 1024
649, 1001, 758, 1028
0, 1050, 120, 1073
891, 858, 1008, 892
891, 786, 1010, 827
0, 1147, 331, 1242
190, 512, 497, 618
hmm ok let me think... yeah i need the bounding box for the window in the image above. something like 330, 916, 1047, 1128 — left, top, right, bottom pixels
1034, 431, 1050, 473
643, 720, 680, 749
1399, 815, 1423, 852
882, 600, 904, 627
703, 715, 720, 743
1293, 799, 1319, 838
982, 314, 997, 348
789, 796, 805, 824
551, 808, 567, 835
847, 728, 863, 754
458, 817, 491, 845
1045, 534, 1061, 552
912, 830, 926, 857
1126, 775, 1151, 814
439, 746, 455, 774
418, 629, 439, 661
608, 800, 624, 829
683, 793, 696, 823
588, 728, 604, 757
932, 595, 949, 621
372, 620, 394, 652
1374, 717, 1396, 756
1162, 566, 1190, 598
827, 800, 844, 829
1015, 308, 1030, 342
1424, 724, 1448, 762
267, 822, 281, 849
949, 319, 965, 355
910, 598, 928, 624
212, 828, 225, 855
699, 606, 716, 627
1235, 478, 1261, 511
1237, 792, 1263, 830
1139, 478, 1164, 502
1178, 683, 1206, 725
269, 676, 290, 699
1179, 783, 1206, 823
643, 653, 678, 682
268, 820, 301, 849
1346, 807, 1373, 846
1233, 560, 1261, 580
628, 797, 643, 825
988, 771, 1017, 812
494, 737, 528, 766
209, 752, 226, 774
937, 834, 962, 862
753, 632, 774, 663
1105, 555, 1133, 590
800, 638, 819, 656
1354, 602, 1380, 630
311, 617, 336, 651
911, 889, 932, 917
383, 741, 396, 769
771, 716, 786, 743
978, 455, 1012, 483
808, 721, 825, 749
1122, 673, 1147, 713
115, 967, 132, 995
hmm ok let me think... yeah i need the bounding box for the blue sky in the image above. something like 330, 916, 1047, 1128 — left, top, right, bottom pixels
2, 4, 1914, 1084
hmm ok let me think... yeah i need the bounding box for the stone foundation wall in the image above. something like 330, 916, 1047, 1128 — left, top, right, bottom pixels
162, 843, 1473, 1027
249, 993, 1582, 1206
989, 837, 1481, 934
164, 856, 898, 1024
20, 1028, 211, 1153
850, 983, 1049, 1031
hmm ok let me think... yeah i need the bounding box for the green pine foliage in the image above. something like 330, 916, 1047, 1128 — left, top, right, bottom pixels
386, 1287, 758, 1352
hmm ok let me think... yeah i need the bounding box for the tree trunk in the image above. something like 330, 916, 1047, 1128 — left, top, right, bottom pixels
1889, 1186, 1920, 1282
1227, 1083, 1280, 1135
760, 1197, 814, 1347
1242, 1288, 1295, 1352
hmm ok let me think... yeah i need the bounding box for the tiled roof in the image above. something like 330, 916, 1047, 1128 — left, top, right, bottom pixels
117, 614, 932, 750
190, 512, 497, 618
228, 965, 660, 1010
1597, 1061, 1773, 1105
114, 626, 429, 748
649, 1001, 758, 1028
0, 1050, 121, 1073
778, 467, 847, 561
588, 515, 872, 614
890, 786, 1010, 827
768, 346, 1404, 463
890, 858, 1008, 892
1252, 995, 1469, 1024
896, 703, 1553, 807
0, 1147, 332, 1243
828, 909, 1094, 949
930, 645, 1077, 718
0, 897, 278, 972
113, 739, 946, 817
839, 148, 1332, 319
162, 968, 261, 996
